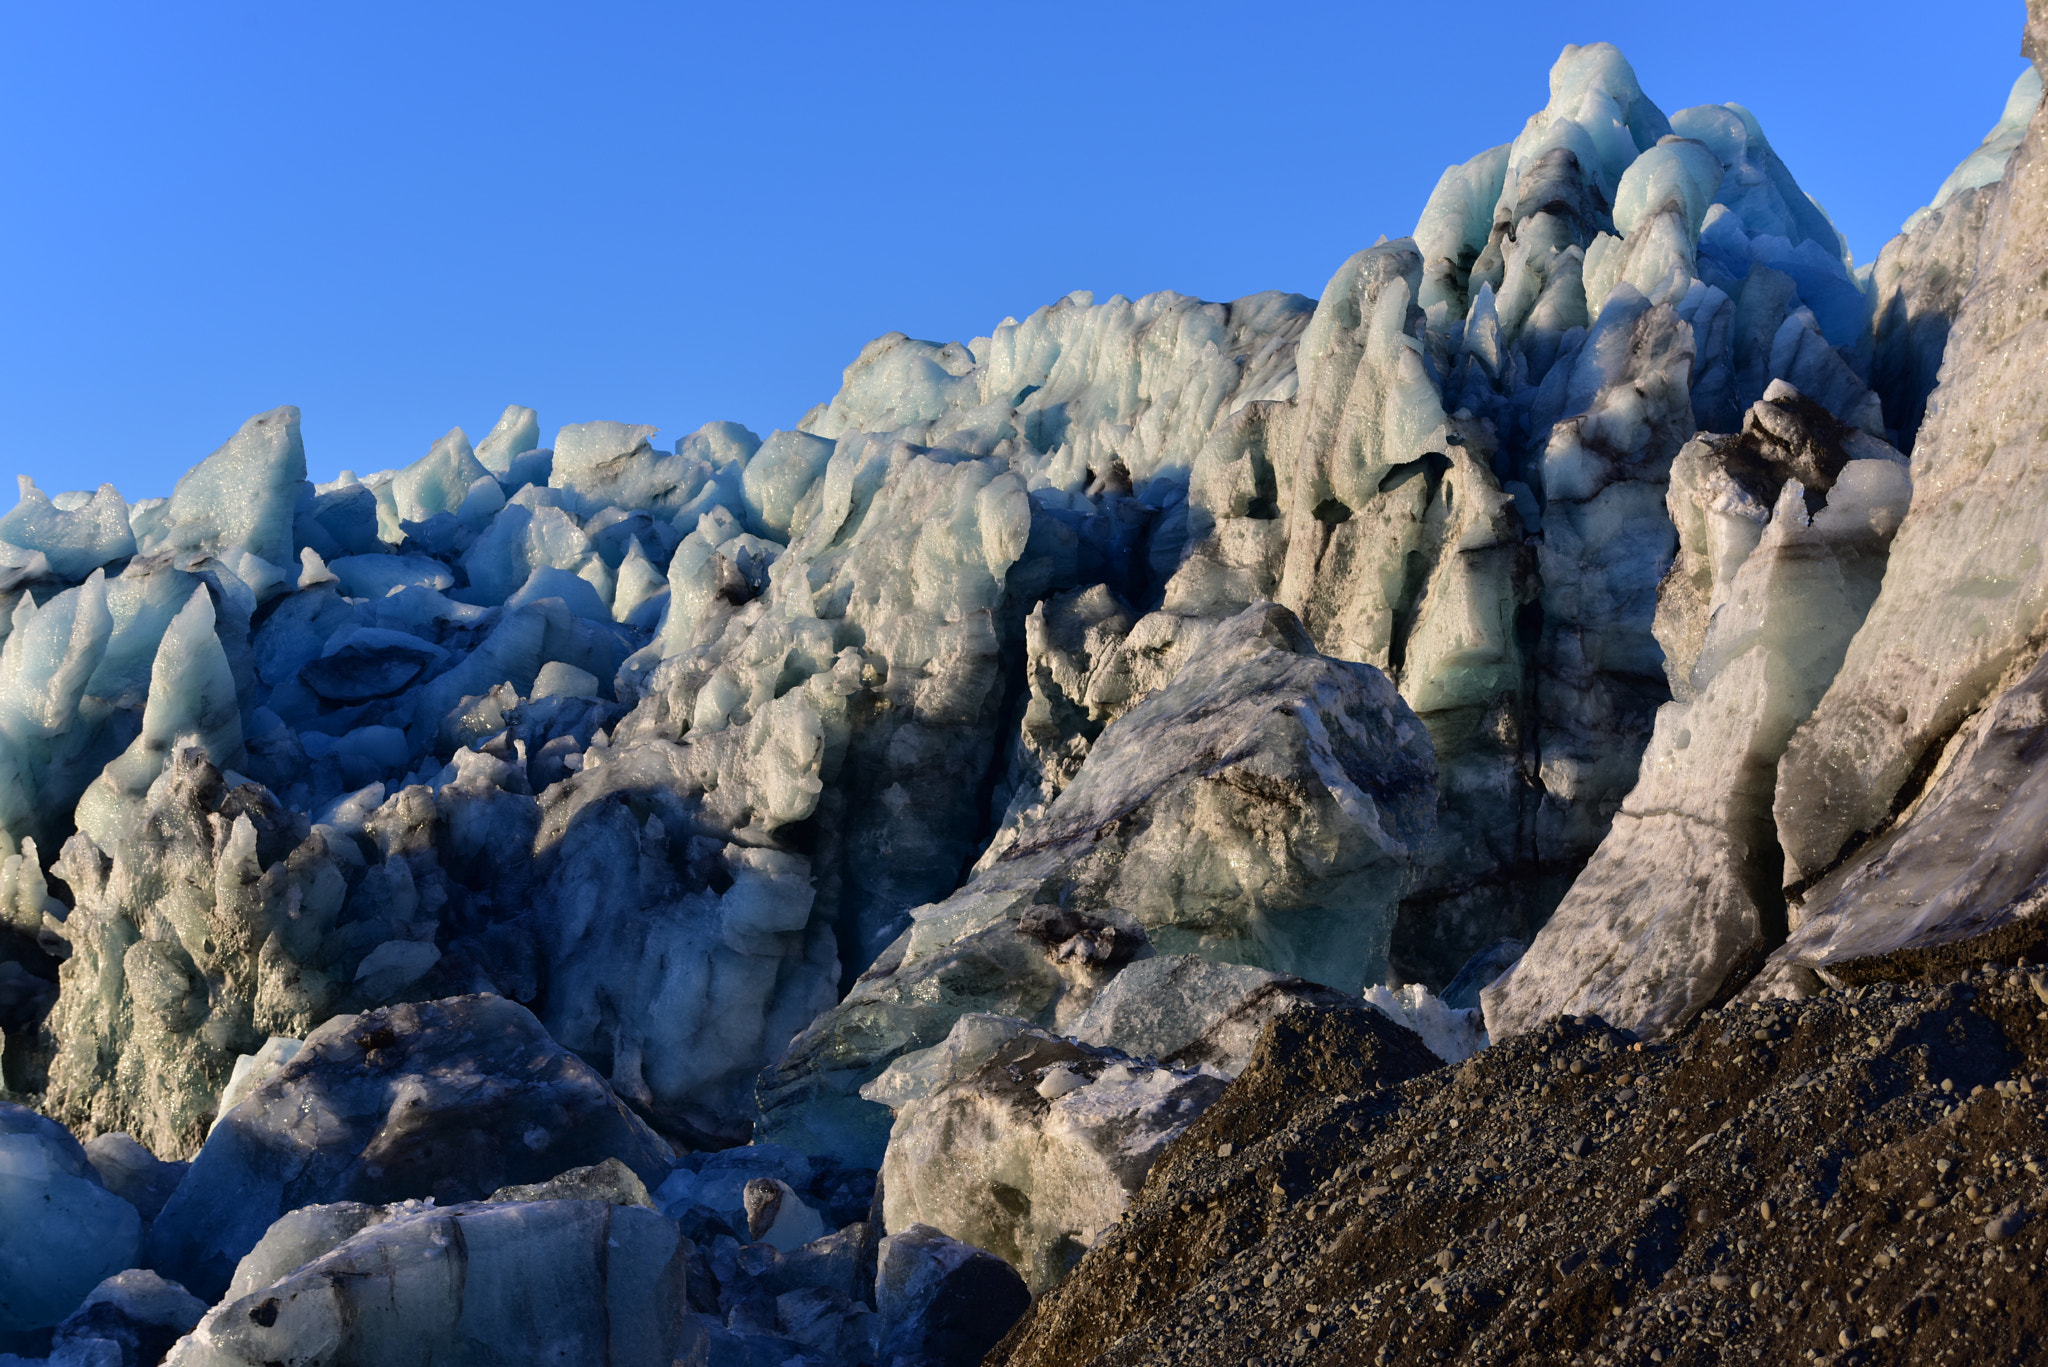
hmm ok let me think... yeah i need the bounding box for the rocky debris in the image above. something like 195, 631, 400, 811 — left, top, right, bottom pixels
991, 967, 2048, 1366
146, 995, 673, 1302
163, 1200, 690, 1367
877, 1224, 1032, 1367
0, 1103, 140, 1336
865, 1015, 1227, 1291
757, 602, 1435, 1166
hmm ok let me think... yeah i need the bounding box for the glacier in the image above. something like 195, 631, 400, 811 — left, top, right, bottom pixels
0, 17, 2044, 1367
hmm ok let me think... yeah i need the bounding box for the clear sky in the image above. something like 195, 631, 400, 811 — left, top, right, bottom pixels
0, 2, 2027, 499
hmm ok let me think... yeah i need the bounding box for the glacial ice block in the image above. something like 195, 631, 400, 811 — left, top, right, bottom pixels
0, 1102, 141, 1333
164, 1200, 688, 1367
146, 995, 674, 1303
146, 407, 306, 570
0, 479, 135, 581
1774, 57, 2048, 886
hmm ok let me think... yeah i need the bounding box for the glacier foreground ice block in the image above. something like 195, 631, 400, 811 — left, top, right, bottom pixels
0, 1102, 141, 1334
866, 1014, 1225, 1292
146, 995, 673, 1303
165, 1200, 688, 1367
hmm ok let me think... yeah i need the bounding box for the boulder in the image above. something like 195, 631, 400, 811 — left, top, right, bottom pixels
1066, 953, 1359, 1075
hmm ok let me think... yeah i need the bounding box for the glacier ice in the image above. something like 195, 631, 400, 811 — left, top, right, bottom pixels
164, 1199, 689, 1367
0, 1102, 140, 1334
865, 1014, 1223, 1291
875, 1223, 1031, 1367
1486, 386, 1911, 1038
0, 25, 2037, 1346
146, 995, 673, 1302
1774, 58, 2048, 892
757, 602, 1434, 1164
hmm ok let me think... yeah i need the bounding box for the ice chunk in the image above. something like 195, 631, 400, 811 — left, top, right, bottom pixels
868, 1017, 1222, 1292
72, 587, 242, 852
164, 1200, 688, 1367
0, 479, 135, 580
323, 553, 455, 599
1363, 983, 1488, 1064
0, 1101, 141, 1332
146, 407, 306, 570
876, 1224, 1031, 1366
610, 535, 668, 628
147, 995, 674, 1302
740, 1177, 829, 1251
1613, 137, 1725, 238
391, 428, 493, 527
209, 1038, 302, 1133
473, 404, 540, 477
1068, 954, 1360, 1076
740, 430, 835, 540
505, 564, 613, 622
530, 660, 598, 700
549, 420, 713, 518
45, 1268, 205, 1367
82, 1134, 187, 1223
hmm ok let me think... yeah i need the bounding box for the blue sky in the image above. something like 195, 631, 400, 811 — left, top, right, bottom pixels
0, 2, 2026, 498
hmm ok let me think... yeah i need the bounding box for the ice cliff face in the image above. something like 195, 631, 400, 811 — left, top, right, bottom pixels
3, 21, 2047, 1362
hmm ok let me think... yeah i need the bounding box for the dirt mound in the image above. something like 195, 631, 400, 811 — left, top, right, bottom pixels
991, 966, 2048, 1366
